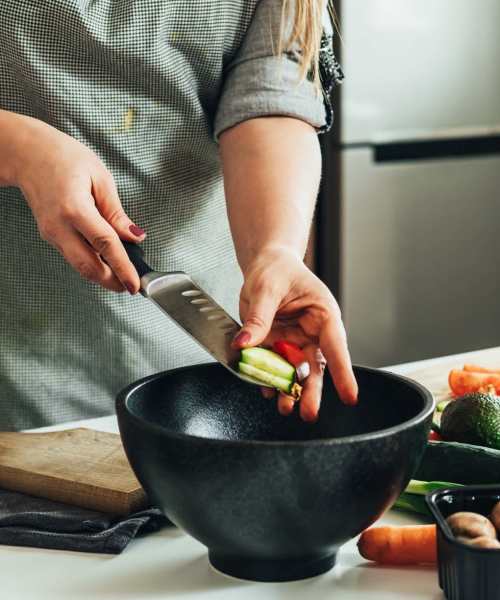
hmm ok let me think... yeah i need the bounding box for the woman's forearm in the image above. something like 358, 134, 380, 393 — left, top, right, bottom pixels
220, 117, 321, 273
0, 109, 33, 187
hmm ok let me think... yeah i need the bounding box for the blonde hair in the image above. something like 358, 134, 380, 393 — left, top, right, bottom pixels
280, 0, 337, 85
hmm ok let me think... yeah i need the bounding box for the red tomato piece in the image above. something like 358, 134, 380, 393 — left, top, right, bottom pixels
463, 364, 500, 374
273, 340, 306, 367
449, 369, 500, 396
273, 340, 310, 381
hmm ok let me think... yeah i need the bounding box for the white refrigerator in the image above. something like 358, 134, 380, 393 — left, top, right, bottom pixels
319, 0, 500, 367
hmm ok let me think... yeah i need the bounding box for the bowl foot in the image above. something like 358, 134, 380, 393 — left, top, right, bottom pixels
208, 551, 337, 582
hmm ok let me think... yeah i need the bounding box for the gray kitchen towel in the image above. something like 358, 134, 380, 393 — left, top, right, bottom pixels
0, 489, 170, 554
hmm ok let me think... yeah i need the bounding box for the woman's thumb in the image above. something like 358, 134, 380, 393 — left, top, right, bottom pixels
233, 294, 280, 349
93, 171, 145, 241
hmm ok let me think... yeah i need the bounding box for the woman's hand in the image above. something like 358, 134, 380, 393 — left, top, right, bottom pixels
5, 112, 145, 292
233, 247, 358, 422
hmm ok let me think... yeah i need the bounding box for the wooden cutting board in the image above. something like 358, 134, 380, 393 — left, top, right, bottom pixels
0, 428, 147, 515
401, 347, 500, 403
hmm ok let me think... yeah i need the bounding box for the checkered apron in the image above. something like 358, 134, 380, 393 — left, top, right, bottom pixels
0, 0, 260, 430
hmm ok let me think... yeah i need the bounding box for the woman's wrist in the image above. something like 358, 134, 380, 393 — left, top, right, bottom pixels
240, 244, 304, 277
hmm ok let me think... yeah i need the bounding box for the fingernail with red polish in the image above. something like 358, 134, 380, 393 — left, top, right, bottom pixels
129, 224, 145, 237
126, 283, 136, 295
233, 331, 251, 347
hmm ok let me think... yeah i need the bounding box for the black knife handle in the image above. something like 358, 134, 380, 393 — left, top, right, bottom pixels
122, 241, 153, 278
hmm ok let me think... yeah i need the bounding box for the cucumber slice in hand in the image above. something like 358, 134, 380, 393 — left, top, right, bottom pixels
239, 362, 294, 394
241, 347, 295, 381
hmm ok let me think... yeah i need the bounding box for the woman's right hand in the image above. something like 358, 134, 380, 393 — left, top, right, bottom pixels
4, 111, 144, 293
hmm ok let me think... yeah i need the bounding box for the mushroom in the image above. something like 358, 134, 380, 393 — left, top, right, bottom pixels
446, 512, 497, 541
489, 501, 500, 534
456, 535, 500, 549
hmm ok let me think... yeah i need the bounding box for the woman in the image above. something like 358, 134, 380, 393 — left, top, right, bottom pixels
0, 0, 357, 431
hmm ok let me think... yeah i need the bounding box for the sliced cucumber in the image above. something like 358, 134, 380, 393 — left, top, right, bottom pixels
238, 362, 293, 394
241, 347, 294, 381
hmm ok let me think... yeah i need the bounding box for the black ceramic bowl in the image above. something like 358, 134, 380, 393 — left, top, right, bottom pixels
116, 363, 433, 582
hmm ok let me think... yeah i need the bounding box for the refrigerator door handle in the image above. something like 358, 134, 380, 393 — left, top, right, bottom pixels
371, 128, 500, 163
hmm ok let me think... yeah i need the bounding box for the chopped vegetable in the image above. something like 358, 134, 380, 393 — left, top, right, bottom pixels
273, 341, 310, 381
241, 347, 295, 381
449, 369, 500, 396
239, 346, 303, 399
238, 362, 301, 398
464, 364, 500, 374
358, 525, 437, 564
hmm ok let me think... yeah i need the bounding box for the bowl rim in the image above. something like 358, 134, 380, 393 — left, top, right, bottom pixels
116, 363, 435, 447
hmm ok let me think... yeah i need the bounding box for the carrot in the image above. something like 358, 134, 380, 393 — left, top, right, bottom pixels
449, 369, 500, 396
463, 364, 500, 375
358, 525, 437, 565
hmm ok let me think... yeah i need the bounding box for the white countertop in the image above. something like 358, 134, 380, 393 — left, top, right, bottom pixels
5, 347, 498, 600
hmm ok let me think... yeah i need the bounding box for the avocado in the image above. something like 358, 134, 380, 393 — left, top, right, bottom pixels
440, 392, 500, 450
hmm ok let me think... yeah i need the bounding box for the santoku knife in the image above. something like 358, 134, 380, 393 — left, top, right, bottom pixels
122, 241, 272, 388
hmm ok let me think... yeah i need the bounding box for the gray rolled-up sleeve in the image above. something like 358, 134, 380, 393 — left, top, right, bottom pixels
213, 0, 330, 140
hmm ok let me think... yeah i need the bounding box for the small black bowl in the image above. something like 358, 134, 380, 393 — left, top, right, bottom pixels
116, 363, 433, 582
427, 485, 500, 600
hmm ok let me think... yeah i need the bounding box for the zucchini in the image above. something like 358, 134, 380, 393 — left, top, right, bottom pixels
238, 362, 294, 394
241, 347, 295, 381
416, 440, 500, 485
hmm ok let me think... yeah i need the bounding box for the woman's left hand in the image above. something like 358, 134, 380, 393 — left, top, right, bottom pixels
233, 248, 358, 422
